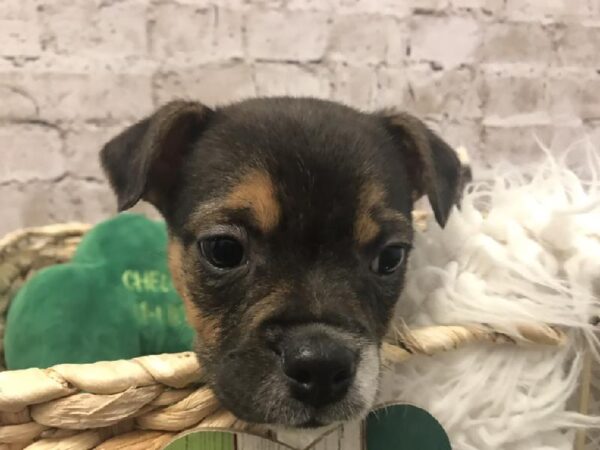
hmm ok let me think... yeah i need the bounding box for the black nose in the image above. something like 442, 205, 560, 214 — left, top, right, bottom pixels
280, 329, 357, 408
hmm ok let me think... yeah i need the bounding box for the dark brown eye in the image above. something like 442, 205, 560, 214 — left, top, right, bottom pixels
199, 236, 245, 269
371, 245, 406, 275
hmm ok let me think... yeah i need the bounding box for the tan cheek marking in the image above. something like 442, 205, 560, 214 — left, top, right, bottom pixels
354, 181, 386, 245
245, 284, 290, 332
168, 239, 221, 348
225, 169, 281, 233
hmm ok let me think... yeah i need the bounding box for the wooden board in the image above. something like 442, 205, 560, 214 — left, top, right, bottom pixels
165, 431, 235, 450
164, 404, 451, 449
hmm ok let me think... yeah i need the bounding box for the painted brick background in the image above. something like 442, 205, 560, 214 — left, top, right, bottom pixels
1, 0, 599, 235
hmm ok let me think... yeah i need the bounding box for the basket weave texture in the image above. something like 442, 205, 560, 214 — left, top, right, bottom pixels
0, 223, 566, 449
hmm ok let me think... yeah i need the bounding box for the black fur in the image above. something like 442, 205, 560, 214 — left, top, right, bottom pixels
100, 97, 463, 427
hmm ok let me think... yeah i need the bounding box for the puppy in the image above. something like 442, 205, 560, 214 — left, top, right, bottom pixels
100, 97, 462, 428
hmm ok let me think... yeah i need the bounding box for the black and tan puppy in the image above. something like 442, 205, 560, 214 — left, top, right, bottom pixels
100, 97, 462, 428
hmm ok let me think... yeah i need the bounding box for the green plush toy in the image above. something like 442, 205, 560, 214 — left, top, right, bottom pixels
5, 213, 195, 370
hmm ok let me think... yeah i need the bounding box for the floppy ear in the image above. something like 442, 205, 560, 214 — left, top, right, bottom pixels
100, 100, 212, 212
382, 112, 464, 227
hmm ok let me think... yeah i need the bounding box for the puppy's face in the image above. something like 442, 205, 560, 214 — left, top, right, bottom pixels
101, 98, 461, 427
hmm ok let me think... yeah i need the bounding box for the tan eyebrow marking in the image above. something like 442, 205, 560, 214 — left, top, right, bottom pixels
354, 181, 413, 246
354, 181, 386, 245
187, 169, 282, 234
380, 209, 412, 228
224, 169, 281, 233
380, 209, 413, 242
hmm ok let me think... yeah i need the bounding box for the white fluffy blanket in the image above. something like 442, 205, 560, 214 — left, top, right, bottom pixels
380, 142, 600, 450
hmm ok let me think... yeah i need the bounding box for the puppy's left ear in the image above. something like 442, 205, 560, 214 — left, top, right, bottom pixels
381, 112, 465, 227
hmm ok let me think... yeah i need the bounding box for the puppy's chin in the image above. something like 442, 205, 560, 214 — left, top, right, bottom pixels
210, 343, 380, 428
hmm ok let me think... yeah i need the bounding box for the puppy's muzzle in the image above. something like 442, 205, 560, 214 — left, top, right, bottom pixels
275, 326, 358, 408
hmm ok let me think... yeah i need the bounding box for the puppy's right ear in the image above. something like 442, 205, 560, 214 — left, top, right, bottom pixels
100, 101, 212, 212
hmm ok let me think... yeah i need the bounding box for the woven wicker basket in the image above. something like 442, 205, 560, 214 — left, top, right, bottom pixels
0, 223, 578, 449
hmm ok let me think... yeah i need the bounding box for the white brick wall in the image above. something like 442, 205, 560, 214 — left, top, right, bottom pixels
1, 0, 599, 235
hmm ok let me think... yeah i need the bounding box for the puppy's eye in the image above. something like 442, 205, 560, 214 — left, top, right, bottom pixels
199, 236, 245, 269
370, 245, 407, 275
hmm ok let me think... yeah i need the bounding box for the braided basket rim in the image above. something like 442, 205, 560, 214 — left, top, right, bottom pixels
0, 220, 578, 449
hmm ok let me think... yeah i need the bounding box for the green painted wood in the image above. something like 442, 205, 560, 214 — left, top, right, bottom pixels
164, 431, 236, 450
365, 404, 451, 450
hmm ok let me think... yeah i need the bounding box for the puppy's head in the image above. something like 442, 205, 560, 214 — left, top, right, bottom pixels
100, 98, 461, 428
